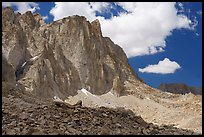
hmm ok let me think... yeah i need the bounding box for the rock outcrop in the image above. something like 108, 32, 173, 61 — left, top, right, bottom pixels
2, 7, 144, 99
158, 83, 202, 95
2, 54, 16, 87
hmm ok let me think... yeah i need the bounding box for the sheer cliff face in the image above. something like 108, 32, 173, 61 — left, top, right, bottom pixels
2, 7, 144, 99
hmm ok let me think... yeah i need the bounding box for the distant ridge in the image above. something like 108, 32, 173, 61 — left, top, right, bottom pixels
157, 83, 202, 95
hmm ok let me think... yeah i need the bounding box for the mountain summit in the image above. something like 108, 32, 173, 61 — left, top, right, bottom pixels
2, 7, 146, 99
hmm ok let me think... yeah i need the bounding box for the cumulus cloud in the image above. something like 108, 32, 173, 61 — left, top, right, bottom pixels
99, 2, 196, 57
89, 2, 111, 13
138, 58, 181, 74
2, 2, 39, 13
49, 2, 197, 58
50, 2, 111, 22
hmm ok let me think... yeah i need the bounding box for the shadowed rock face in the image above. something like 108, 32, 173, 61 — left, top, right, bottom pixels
2, 54, 16, 86
157, 83, 202, 95
2, 7, 143, 99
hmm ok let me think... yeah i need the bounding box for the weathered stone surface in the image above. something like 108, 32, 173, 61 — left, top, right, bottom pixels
2, 55, 16, 85
2, 7, 30, 73
2, 7, 144, 99
19, 112, 29, 120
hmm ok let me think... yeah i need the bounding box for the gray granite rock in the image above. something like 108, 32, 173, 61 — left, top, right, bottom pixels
2, 6, 143, 99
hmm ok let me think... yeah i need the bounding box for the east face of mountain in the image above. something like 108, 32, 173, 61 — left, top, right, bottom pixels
2, 7, 145, 99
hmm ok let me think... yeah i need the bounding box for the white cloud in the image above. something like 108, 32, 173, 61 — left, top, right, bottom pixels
49, 2, 197, 58
116, 2, 138, 12
42, 15, 48, 20
50, 2, 111, 22
89, 2, 110, 13
99, 2, 196, 57
50, 2, 104, 22
177, 2, 184, 14
138, 58, 181, 74
2, 2, 39, 13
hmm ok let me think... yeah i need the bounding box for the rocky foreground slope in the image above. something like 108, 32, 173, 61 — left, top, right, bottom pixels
2, 84, 199, 135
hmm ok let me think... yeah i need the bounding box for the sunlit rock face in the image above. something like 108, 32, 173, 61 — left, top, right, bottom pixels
2, 7, 144, 99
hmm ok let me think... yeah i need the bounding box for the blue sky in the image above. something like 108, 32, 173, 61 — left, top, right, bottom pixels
2, 2, 202, 88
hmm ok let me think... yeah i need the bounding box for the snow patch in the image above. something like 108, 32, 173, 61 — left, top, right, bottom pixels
53, 96, 63, 102
21, 62, 27, 68
107, 91, 114, 96
81, 88, 89, 96
146, 97, 150, 100
80, 88, 100, 100
30, 54, 41, 61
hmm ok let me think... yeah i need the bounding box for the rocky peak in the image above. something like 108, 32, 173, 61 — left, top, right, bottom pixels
18, 11, 39, 30
2, 6, 14, 21
2, 7, 144, 99
33, 13, 46, 26
91, 19, 102, 38
2, 6, 19, 27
